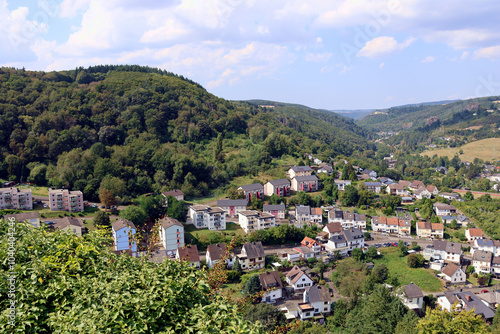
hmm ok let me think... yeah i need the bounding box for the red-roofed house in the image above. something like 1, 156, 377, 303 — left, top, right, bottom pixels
466, 228, 484, 242
285, 265, 314, 291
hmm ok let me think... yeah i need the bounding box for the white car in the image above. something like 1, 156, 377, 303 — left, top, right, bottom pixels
43, 203, 47, 208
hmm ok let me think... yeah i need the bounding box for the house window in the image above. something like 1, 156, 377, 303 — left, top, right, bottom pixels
324, 301, 328, 305
324, 308, 328, 311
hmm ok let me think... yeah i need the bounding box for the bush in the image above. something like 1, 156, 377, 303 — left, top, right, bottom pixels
226, 270, 241, 283
407, 253, 425, 268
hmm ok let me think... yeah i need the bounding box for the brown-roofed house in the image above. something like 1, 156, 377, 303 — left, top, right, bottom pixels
322, 222, 343, 238
51, 217, 84, 236
4, 211, 40, 227
466, 228, 484, 242
206, 243, 234, 269
162, 189, 184, 201
237, 242, 265, 270
259, 271, 283, 302
285, 265, 314, 291
441, 263, 466, 284
176, 245, 200, 268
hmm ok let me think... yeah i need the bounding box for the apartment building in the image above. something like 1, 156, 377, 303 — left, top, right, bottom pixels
0, 187, 33, 210
48, 189, 84, 212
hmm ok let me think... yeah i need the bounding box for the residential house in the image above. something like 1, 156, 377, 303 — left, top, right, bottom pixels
297, 303, 315, 321
0, 187, 33, 210
491, 257, 500, 277
341, 211, 367, 230
432, 240, 462, 263
439, 192, 462, 201
399, 283, 424, 311
217, 199, 248, 217
386, 183, 407, 196
372, 216, 388, 233
162, 189, 184, 202
238, 183, 264, 202
277, 250, 301, 263
158, 216, 184, 255
294, 246, 315, 260
426, 185, 439, 196
326, 227, 365, 255
317, 163, 334, 175
379, 177, 395, 185
188, 205, 226, 230
431, 223, 444, 239
259, 271, 283, 303
343, 228, 365, 251
237, 242, 265, 270
327, 208, 343, 224
387, 217, 399, 234
472, 250, 493, 274
310, 207, 323, 224
433, 203, 457, 217
263, 204, 286, 219
416, 221, 432, 238
476, 291, 500, 308
441, 263, 466, 284
363, 169, 378, 178
364, 182, 382, 193
238, 210, 275, 234
295, 206, 310, 224
398, 218, 412, 237
301, 237, 325, 257
442, 214, 470, 227
304, 285, 331, 315
51, 217, 84, 236
471, 239, 496, 256
285, 265, 314, 291
465, 228, 484, 242
4, 212, 40, 228
264, 179, 291, 197
414, 187, 432, 200
334, 180, 351, 191
206, 243, 234, 269
111, 219, 137, 252
288, 166, 313, 179
325, 233, 349, 256
437, 291, 495, 320
291, 175, 319, 192
435, 167, 448, 174
176, 245, 200, 268
322, 222, 343, 238
48, 189, 83, 212
409, 180, 425, 190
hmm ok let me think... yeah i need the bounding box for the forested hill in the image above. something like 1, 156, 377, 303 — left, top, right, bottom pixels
0, 66, 373, 202
357, 96, 500, 132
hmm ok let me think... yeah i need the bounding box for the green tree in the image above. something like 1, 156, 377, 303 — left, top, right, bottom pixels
416, 307, 491, 333
233, 257, 243, 274
366, 246, 378, 259
407, 253, 425, 268
372, 264, 389, 283
243, 274, 262, 295
242, 303, 286, 333
450, 219, 459, 230
464, 191, 474, 201
340, 185, 359, 207
119, 205, 147, 227
352, 247, 364, 262
93, 210, 110, 227
398, 240, 408, 257
166, 195, 188, 222
137, 194, 167, 222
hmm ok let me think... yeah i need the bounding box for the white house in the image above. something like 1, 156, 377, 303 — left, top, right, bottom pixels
176, 245, 200, 268
259, 271, 283, 303
162, 189, 184, 202
433, 203, 457, 216
263, 204, 286, 219
310, 207, 323, 224
364, 182, 382, 193
291, 175, 319, 192
322, 222, 343, 238
441, 263, 466, 284
334, 180, 351, 191
293, 246, 315, 260
288, 166, 313, 179
217, 199, 248, 217
430, 240, 462, 263
238, 183, 264, 203
238, 210, 275, 234
264, 179, 291, 197
399, 283, 424, 311
304, 285, 331, 315
437, 291, 495, 320
472, 250, 493, 274
158, 216, 184, 255
465, 228, 484, 242
189, 205, 226, 230
111, 219, 137, 252
206, 243, 234, 269
285, 265, 314, 291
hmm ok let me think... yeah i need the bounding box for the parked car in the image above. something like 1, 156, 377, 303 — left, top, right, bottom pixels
43, 203, 47, 208
481, 289, 489, 293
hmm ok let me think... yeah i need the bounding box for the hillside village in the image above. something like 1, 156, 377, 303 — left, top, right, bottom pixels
3, 155, 500, 328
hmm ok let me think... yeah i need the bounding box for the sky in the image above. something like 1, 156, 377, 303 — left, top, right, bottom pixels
1, 0, 500, 110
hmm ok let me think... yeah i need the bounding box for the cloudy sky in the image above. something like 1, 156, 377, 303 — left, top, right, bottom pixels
1, 0, 500, 109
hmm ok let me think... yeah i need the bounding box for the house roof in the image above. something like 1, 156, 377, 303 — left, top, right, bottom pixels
207, 243, 228, 262
410, 180, 424, 188
263, 204, 286, 211
310, 207, 322, 216
472, 250, 493, 262
404, 283, 424, 299
177, 245, 200, 263
305, 285, 330, 303
162, 189, 184, 197
217, 199, 248, 207
433, 203, 456, 210
431, 223, 444, 231
158, 216, 183, 229
238, 183, 264, 192
417, 221, 431, 230
343, 228, 364, 242
387, 217, 399, 226
111, 218, 136, 231
476, 239, 494, 247
468, 228, 483, 237
293, 175, 319, 182
259, 271, 283, 291
286, 265, 312, 285
372, 216, 387, 225
365, 182, 381, 186
243, 241, 265, 259
334, 180, 351, 185
442, 263, 461, 277
433, 240, 462, 254
52, 217, 84, 230
388, 183, 406, 190
4, 211, 40, 222
398, 219, 411, 227
426, 185, 438, 192
302, 237, 319, 248
267, 179, 291, 186
328, 209, 343, 219
239, 210, 259, 217
290, 166, 313, 172
330, 234, 347, 244
457, 291, 495, 319
294, 246, 314, 255
324, 222, 342, 234
296, 205, 310, 215
398, 180, 411, 187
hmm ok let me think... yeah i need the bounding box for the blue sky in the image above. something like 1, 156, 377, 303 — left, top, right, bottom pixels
1, 0, 500, 109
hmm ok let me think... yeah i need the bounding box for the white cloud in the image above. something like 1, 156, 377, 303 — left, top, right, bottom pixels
420, 55, 435, 63
59, 0, 91, 18
461, 51, 469, 61
305, 52, 332, 63
473, 46, 500, 59
337, 63, 353, 74
379, 62, 384, 68
140, 19, 190, 43
357, 36, 415, 58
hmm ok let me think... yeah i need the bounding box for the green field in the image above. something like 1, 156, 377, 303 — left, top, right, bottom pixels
374, 248, 443, 292
421, 138, 500, 162
185, 222, 246, 238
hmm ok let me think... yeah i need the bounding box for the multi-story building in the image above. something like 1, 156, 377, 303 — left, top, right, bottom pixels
334, 180, 351, 191
472, 250, 493, 274
217, 199, 248, 217
111, 219, 137, 252
206, 243, 234, 269
310, 207, 322, 224
158, 216, 184, 256
328, 210, 366, 230
295, 205, 310, 224
264, 179, 291, 197
433, 203, 457, 217
291, 175, 319, 192
238, 183, 264, 202
48, 189, 83, 212
238, 210, 275, 234
288, 166, 313, 179
263, 204, 286, 219
325, 227, 365, 256
0, 187, 33, 210
237, 242, 265, 270
188, 205, 226, 230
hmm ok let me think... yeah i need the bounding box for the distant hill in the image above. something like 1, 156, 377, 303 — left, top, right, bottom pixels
357, 97, 498, 132
331, 109, 375, 120
0, 66, 373, 201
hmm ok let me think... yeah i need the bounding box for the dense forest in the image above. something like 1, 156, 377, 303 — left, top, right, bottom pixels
0, 66, 373, 202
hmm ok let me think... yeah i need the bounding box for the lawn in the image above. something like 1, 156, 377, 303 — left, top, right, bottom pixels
185, 222, 246, 240
421, 138, 500, 162
374, 247, 444, 292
